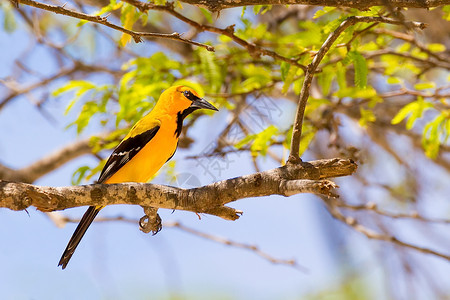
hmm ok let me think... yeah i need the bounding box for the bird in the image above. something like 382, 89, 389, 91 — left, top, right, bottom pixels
58, 85, 218, 269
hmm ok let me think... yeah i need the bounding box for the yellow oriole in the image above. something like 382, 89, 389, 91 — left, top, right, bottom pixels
58, 86, 218, 269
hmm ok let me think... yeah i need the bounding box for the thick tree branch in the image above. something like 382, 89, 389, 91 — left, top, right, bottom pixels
180, 0, 450, 11
0, 158, 357, 220
287, 16, 426, 163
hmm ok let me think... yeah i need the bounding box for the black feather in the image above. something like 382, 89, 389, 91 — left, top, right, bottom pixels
58, 206, 101, 269
175, 107, 197, 138
98, 126, 160, 183
58, 126, 160, 269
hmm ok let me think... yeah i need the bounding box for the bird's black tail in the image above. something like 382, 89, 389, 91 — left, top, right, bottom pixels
58, 205, 102, 269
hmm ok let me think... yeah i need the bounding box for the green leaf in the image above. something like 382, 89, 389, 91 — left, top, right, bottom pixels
392, 102, 418, 125
347, 51, 368, 89
119, 4, 138, 46
396, 42, 411, 53
322, 16, 346, 35
387, 77, 402, 85
391, 97, 433, 130
199, 7, 213, 23
280, 61, 290, 82
77, 0, 122, 27
334, 87, 376, 99
54, 80, 114, 134
235, 126, 279, 156
52, 80, 96, 97
305, 98, 330, 116
359, 107, 376, 128
281, 66, 298, 94
443, 5, 450, 21
98, 0, 122, 15
64, 99, 78, 116
71, 166, 91, 185
1, 1, 17, 33
298, 123, 316, 156
282, 22, 322, 48
234, 134, 255, 149
313, 6, 336, 19
422, 113, 447, 159
253, 5, 263, 15
250, 125, 279, 156
336, 62, 347, 90
253, 5, 271, 15
318, 67, 333, 96
198, 49, 222, 93
428, 43, 446, 52
414, 82, 435, 90
241, 6, 247, 18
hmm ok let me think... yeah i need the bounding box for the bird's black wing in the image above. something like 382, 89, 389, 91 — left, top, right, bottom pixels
98, 126, 160, 183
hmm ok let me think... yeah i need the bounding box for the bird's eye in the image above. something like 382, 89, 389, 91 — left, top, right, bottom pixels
183, 90, 192, 99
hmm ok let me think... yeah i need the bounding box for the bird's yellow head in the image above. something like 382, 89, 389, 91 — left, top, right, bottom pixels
158, 85, 218, 116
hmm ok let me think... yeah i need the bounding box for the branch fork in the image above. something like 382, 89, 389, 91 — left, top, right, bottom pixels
0, 158, 357, 226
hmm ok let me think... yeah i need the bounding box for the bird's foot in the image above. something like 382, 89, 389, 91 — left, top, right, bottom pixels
139, 206, 162, 235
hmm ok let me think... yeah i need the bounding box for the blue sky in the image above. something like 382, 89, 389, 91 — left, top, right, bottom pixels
1, 4, 449, 300
0, 14, 349, 299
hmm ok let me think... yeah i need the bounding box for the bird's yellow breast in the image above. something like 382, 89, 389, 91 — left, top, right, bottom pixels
104, 114, 178, 184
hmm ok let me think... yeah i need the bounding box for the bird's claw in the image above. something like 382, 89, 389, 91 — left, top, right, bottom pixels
139, 207, 162, 235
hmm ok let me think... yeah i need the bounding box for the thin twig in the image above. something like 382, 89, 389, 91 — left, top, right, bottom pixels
373, 28, 449, 63
379, 88, 450, 100
336, 201, 450, 224
324, 199, 450, 262
366, 49, 450, 70
17, 0, 214, 51
0, 63, 122, 110
121, 0, 307, 71
166, 221, 308, 271
50, 213, 307, 271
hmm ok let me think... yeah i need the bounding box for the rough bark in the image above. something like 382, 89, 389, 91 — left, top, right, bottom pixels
180, 0, 450, 11
0, 158, 357, 220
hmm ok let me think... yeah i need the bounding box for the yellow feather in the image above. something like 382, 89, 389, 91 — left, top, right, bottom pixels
58, 85, 217, 269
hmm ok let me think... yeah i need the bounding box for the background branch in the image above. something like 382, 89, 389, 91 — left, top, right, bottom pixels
46, 212, 307, 270
17, 0, 214, 50
324, 197, 450, 262
0, 133, 110, 183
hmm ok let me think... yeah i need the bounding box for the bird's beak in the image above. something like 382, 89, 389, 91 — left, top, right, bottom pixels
190, 97, 218, 111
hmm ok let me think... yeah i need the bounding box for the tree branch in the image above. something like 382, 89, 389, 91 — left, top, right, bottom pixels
287, 16, 426, 163
165, 221, 308, 271
336, 201, 450, 224
47, 212, 307, 270
0, 62, 123, 111
121, 0, 307, 71
0, 133, 109, 183
325, 198, 450, 262
0, 158, 357, 220
17, 0, 214, 51
180, 0, 450, 11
